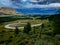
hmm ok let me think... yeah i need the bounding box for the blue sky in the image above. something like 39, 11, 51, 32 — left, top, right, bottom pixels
0, 0, 60, 14
0, 0, 60, 8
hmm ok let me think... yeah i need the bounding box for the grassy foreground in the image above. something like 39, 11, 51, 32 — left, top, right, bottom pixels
0, 15, 59, 45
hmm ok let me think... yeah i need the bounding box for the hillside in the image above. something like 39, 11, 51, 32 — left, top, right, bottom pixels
0, 7, 23, 15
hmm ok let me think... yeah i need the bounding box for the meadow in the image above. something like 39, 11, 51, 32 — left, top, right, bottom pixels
0, 15, 59, 45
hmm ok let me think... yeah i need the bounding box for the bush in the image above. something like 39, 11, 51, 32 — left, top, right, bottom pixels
24, 22, 31, 34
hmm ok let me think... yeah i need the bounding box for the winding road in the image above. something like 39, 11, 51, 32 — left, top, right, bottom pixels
5, 23, 42, 29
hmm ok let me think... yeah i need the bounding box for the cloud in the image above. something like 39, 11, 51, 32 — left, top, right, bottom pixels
21, 3, 60, 8
0, 0, 12, 7
30, 0, 46, 2
49, 3, 60, 8
0, 0, 19, 8
0, 0, 60, 8
22, 0, 27, 2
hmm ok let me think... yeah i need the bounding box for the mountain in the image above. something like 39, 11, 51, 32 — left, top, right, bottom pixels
15, 7, 58, 15
0, 7, 59, 15
0, 7, 23, 15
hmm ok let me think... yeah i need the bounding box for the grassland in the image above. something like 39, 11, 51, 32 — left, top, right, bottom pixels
0, 15, 58, 45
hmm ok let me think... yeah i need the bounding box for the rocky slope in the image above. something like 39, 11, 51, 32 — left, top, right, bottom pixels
0, 7, 23, 15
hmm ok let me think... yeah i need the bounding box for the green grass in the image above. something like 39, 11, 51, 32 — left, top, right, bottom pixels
0, 16, 56, 45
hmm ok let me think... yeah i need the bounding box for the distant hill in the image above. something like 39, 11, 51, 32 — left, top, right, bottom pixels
15, 8, 58, 15
0, 7, 24, 15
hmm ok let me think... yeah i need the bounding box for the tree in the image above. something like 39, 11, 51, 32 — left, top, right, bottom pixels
14, 27, 19, 36
24, 22, 31, 34
33, 26, 36, 34
53, 14, 60, 35
48, 13, 60, 37
1, 29, 5, 37
48, 15, 54, 21
40, 23, 44, 38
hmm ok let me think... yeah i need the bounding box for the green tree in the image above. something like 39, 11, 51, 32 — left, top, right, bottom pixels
14, 27, 19, 36
53, 14, 60, 35
48, 15, 54, 21
33, 26, 36, 34
1, 29, 5, 37
40, 23, 44, 38
24, 22, 31, 34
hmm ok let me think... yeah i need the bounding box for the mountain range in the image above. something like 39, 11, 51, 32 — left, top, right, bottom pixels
0, 7, 59, 15
0, 7, 23, 15
15, 7, 59, 15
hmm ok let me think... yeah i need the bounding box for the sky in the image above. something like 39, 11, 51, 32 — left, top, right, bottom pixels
0, 0, 60, 8
0, 0, 60, 14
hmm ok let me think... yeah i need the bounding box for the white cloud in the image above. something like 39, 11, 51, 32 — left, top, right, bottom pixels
22, 3, 60, 8
23, 4, 48, 8
0, 0, 12, 7
30, 0, 46, 2
0, 0, 60, 8
22, 0, 27, 2
49, 3, 60, 8
0, 0, 19, 8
